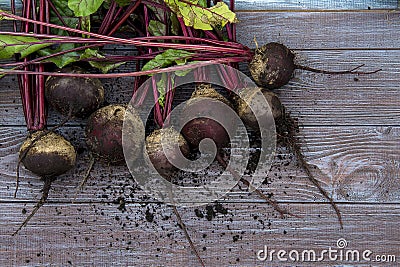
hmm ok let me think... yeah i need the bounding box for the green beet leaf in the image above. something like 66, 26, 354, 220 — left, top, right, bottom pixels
80, 48, 125, 73
142, 49, 194, 72
37, 43, 80, 68
148, 20, 167, 37
68, 0, 104, 17
0, 35, 53, 59
114, 0, 132, 6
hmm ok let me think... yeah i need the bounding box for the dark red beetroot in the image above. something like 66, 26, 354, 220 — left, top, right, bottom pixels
86, 104, 127, 164
178, 85, 296, 220
181, 84, 236, 150
249, 42, 380, 89
235, 87, 283, 131
14, 131, 76, 235
20, 131, 76, 177
249, 42, 295, 89
145, 127, 190, 180
45, 66, 105, 118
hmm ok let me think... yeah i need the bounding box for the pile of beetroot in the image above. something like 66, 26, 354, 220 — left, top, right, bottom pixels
0, 0, 380, 265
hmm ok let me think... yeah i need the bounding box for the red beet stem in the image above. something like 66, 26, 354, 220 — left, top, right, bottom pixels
98, 1, 117, 34
107, 0, 142, 36
151, 76, 164, 127
0, 30, 248, 50
1, 57, 249, 77
45, 0, 71, 34
19, 0, 35, 130
230, 0, 236, 42
1, 43, 103, 69
0, 12, 249, 55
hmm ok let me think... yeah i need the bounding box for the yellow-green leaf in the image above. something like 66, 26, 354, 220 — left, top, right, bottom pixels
163, 0, 238, 30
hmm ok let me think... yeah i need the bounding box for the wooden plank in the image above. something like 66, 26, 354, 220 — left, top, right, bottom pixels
1, 126, 399, 203
1, 49, 399, 126
232, 0, 399, 11
3, 12, 395, 50
0, 202, 399, 266
2, 11, 399, 50
236, 11, 400, 49
0, 0, 398, 12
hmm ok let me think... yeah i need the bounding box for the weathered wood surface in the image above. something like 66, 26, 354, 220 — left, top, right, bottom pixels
237, 11, 400, 49
233, 0, 399, 10
1, 126, 399, 204
1, 203, 399, 266
0, 0, 400, 266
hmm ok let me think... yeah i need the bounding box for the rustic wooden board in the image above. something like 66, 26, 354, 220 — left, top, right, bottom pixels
1, 49, 398, 126
0, 203, 399, 266
233, 0, 399, 10
237, 11, 400, 49
1, 125, 399, 204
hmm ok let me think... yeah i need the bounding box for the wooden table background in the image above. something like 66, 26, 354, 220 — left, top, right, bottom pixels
1, 1, 400, 266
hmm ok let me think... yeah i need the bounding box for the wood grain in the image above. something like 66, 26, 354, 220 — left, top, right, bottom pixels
237, 11, 400, 49
233, 0, 399, 10
0, 203, 399, 266
1, 126, 399, 204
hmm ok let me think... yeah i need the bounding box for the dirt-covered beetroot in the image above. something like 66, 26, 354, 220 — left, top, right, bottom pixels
45, 66, 104, 118
181, 84, 236, 149
19, 131, 76, 177
235, 87, 283, 131
249, 42, 380, 90
14, 131, 76, 235
145, 127, 190, 180
85, 104, 127, 165
249, 42, 295, 89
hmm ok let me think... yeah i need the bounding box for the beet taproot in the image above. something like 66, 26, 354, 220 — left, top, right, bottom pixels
19, 131, 76, 177
249, 42, 295, 89
249, 42, 380, 89
181, 84, 236, 150
145, 127, 190, 180
235, 87, 283, 131
13, 131, 76, 235
45, 66, 104, 118
85, 104, 127, 165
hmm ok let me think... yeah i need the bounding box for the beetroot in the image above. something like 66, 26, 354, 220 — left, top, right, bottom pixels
145, 127, 190, 180
45, 66, 105, 118
14, 131, 76, 235
85, 104, 127, 164
249, 42, 380, 89
235, 87, 283, 131
181, 84, 236, 149
249, 42, 295, 89
20, 131, 76, 177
